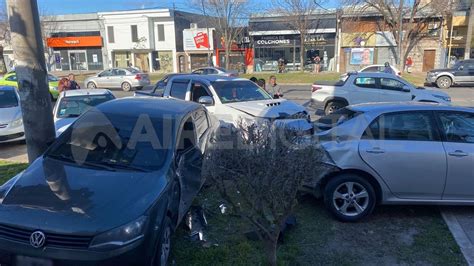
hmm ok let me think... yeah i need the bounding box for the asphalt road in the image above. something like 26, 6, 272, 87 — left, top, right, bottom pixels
1, 84, 473, 163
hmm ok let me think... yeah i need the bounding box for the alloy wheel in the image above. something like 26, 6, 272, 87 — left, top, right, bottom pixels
332, 182, 369, 217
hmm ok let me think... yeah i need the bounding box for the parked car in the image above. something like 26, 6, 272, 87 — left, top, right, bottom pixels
84, 68, 151, 91
0, 72, 60, 100
136, 75, 312, 133
311, 72, 452, 115
0, 98, 215, 265
312, 102, 474, 222
0, 86, 24, 143
358, 64, 401, 76
192, 67, 238, 77
53, 89, 115, 136
426, 59, 474, 89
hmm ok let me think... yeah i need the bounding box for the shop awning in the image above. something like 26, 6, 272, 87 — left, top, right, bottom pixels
47, 36, 102, 48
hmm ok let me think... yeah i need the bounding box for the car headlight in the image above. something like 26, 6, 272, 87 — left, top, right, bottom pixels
10, 117, 23, 128
433, 95, 451, 102
90, 216, 148, 251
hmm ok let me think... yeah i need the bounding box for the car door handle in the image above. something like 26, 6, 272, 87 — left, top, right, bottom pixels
366, 148, 385, 154
448, 150, 468, 157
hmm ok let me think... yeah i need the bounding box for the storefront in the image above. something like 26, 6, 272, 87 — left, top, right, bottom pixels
216, 48, 253, 73
180, 28, 216, 72
47, 34, 104, 71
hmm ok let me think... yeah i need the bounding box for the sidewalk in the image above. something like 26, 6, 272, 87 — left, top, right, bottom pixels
442, 207, 474, 265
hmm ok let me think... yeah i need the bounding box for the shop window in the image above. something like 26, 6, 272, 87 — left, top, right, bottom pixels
131, 25, 139, 42
157, 24, 165, 42
107, 26, 115, 43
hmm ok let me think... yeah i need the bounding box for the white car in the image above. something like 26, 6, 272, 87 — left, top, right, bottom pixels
0, 86, 24, 143
192, 67, 238, 77
311, 72, 452, 115
53, 89, 115, 136
359, 64, 401, 76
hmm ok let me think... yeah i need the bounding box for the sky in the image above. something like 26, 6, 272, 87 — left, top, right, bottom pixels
34, 0, 340, 15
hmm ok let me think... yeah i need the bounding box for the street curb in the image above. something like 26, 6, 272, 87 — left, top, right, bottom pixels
441, 210, 474, 266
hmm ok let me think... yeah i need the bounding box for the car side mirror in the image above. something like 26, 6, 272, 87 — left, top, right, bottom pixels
458, 66, 464, 71
198, 96, 214, 106
402, 85, 411, 92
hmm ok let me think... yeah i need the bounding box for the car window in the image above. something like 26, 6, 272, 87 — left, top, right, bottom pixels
177, 118, 197, 153
126, 68, 140, 74
193, 109, 209, 141
99, 70, 113, 77
6, 74, 17, 82
380, 78, 406, 91
212, 80, 272, 103
193, 69, 204, 75
114, 69, 127, 76
170, 80, 189, 100
191, 82, 212, 103
210, 69, 218, 74
0, 90, 19, 108
363, 112, 437, 141
354, 77, 378, 89
362, 67, 378, 72
56, 94, 115, 118
438, 111, 474, 143
465, 63, 474, 70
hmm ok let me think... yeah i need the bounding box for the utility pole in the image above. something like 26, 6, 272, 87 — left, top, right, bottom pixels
6, 0, 56, 162
465, 0, 474, 59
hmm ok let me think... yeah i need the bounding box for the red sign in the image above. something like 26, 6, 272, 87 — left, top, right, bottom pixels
47, 36, 103, 48
193, 32, 210, 49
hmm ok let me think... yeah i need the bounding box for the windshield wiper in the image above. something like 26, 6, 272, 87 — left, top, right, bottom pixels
99, 161, 149, 172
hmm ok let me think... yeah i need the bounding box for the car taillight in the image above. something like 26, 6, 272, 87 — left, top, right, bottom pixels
135, 74, 142, 80
312, 85, 322, 93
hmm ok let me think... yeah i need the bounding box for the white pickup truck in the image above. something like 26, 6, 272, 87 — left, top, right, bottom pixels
311, 72, 452, 115
135, 75, 312, 132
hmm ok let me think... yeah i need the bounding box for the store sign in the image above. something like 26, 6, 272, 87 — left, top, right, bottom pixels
47, 36, 102, 48
305, 34, 335, 45
183, 28, 215, 51
350, 48, 374, 65
254, 35, 295, 47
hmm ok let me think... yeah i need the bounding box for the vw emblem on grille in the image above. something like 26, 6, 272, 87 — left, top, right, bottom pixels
30, 231, 46, 248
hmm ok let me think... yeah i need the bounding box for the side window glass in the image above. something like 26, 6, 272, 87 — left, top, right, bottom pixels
438, 112, 474, 143
211, 69, 218, 74
100, 70, 112, 77
6, 75, 17, 81
170, 81, 189, 100
380, 78, 405, 91
363, 112, 436, 141
177, 118, 197, 153
354, 77, 377, 89
193, 110, 209, 140
117, 70, 126, 76
191, 82, 211, 103
363, 67, 377, 72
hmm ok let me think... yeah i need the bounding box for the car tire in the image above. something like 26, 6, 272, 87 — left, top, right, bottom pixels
152, 216, 172, 266
436, 76, 452, 89
87, 82, 97, 89
324, 101, 345, 115
121, 82, 132, 92
324, 174, 376, 222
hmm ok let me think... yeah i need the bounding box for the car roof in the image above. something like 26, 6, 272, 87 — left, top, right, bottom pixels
348, 102, 473, 113
170, 74, 246, 82
60, 89, 112, 97
348, 72, 403, 78
0, 86, 16, 91
96, 97, 203, 118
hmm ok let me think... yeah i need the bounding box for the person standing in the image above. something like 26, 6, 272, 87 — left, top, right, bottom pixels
267, 75, 283, 99
383, 62, 395, 75
67, 73, 80, 90
58, 78, 70, 93
405, 56, 413, 73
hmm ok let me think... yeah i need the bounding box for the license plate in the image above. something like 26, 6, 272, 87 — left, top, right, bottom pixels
16, 255, 53, 266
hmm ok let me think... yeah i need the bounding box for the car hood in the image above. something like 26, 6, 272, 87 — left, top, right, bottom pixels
0, 157, 169, 234
417, 87, 450, 98
429, 68, 453, 73
0, 106, 21, 124
225, 99, 306, 119
54, 118, 77, 137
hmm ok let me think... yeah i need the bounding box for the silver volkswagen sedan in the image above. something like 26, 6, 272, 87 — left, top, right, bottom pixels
84, 68, 150, 91
313, 102, 473, 222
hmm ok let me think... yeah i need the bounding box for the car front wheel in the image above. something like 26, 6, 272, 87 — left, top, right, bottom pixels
152, 216, 172, 266
324, 174, 376, 222
121, 82, 132, 92
325, 101, 345, 115
436, 76, 452, 89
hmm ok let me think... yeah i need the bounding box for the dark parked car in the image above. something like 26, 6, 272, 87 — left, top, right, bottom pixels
0, 98, 215, 265
139, 73, 192, 97
426, 59, 474, 89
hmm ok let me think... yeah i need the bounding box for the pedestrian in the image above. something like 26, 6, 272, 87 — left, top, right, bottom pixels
257, 79, 266, 90
278, 57, 285, 73
313, 55, 321, 73
405, 56, 413, 73
383, 62, 394, 75
67, 73, 80, 90
58, 78, 70, 93
267, 75, 283, 99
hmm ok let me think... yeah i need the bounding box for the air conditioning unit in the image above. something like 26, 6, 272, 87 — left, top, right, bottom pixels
190, 23, 198, 29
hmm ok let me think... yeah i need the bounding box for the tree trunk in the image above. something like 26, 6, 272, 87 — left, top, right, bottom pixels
300, 34, 305, 73
6, 0, 56, 162
263, 238, 278, 266
0, 46, 6, 74
225, 41, 231, 70
465, 1, 474, 59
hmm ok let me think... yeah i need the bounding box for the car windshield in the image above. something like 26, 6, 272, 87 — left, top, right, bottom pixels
212, 80, 272, 103
46, 111, 171, 172
0, 90, 19, 108
48, 74, 59, 82
56, 94, 115, 118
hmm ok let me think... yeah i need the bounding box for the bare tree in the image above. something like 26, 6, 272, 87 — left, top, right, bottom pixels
40, 14, 62, 72
344, 0, 452, 72
0, 3, 10, 74
197, 0, 249, 69
272, 0, 325, 72
204, 123, 333, 266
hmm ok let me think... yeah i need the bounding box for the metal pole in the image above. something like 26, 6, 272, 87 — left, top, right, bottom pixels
398, 0, 404, 70
448, 12, 455, 67
6, 0, 56, 162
